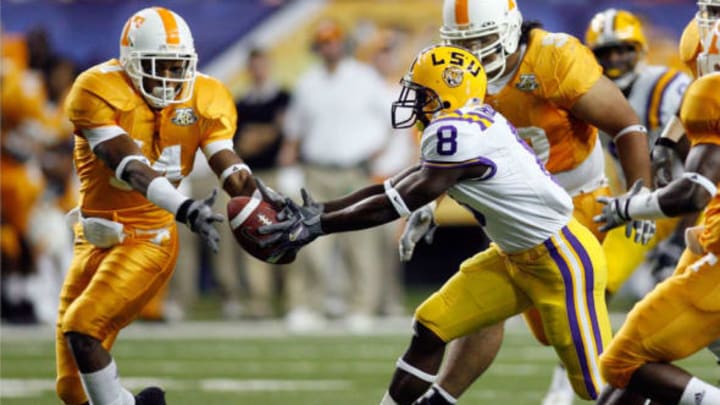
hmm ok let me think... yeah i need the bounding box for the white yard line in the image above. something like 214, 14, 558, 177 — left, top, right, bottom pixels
0, 378, 351, 398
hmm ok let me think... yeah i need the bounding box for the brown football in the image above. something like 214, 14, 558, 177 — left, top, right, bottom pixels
227, 196, 295, 264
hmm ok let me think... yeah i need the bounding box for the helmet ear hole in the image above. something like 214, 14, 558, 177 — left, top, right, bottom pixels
442, 100, 452, 109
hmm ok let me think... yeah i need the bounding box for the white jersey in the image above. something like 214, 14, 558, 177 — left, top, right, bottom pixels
625, 65, 690, 144
421, 102, 573, 253
605, 65, 690, 186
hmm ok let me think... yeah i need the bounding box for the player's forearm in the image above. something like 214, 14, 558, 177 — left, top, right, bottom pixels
320, 194, 400, 233
322, 184, 385, 213
615, 132, 653, 188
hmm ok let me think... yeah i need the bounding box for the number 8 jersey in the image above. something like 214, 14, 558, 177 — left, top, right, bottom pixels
421, 102, 573, 253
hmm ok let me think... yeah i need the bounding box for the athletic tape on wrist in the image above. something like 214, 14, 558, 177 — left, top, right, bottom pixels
146, 177, 190, 215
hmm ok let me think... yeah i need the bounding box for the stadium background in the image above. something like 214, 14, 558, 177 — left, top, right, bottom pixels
1, 1, 713, 404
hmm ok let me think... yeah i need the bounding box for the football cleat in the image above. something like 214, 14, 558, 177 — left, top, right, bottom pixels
135, 386, 166, 405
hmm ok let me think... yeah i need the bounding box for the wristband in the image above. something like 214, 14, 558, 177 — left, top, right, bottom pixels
384, 179, 411, 217
219, 163, 251, 186
146, 177, 190, 215
614, 124, 647, 143
654, 137, 677, 148
115, 155, 150, 181
626, 191, 668, 220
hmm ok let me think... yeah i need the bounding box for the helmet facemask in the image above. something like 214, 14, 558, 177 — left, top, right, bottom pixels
392, 79, 445, 129
697, 19, 720, 76
592, 43, 641, 87
698, 1, 720, 38
124, 53, 197, 109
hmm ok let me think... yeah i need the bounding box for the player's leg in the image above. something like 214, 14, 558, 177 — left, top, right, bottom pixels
599, 250, 720, 404
382, 245, 531, 405
531, 219, 612, 401
58, 230, 178, 404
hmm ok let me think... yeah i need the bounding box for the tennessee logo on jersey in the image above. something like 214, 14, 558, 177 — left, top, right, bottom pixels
516, 74, 539, 92
171, 107, 198, 126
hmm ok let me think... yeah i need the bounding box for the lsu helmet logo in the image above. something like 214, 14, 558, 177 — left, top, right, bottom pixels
443, 66, 464, 88
171, 108, 198, 126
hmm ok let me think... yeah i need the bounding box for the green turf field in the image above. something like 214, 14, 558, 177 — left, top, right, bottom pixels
1, 316, 716, 405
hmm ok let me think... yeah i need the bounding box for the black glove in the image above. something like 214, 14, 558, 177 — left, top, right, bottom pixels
650, 138, 678, 188
257, 197, 324, 252
176, 189, 224, 253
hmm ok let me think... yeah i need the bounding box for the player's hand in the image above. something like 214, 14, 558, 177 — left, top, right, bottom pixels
594, 179, 656, 244
177, 189, 224, 253
650, 140, 677, 188
256, 197, 324, 251
399, 203, 437, 262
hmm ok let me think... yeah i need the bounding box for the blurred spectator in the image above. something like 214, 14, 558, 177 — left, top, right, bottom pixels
1, 29, 78, 324
233, 47, 291, 318
357, 27, 417, 317
278, 19, 393, 333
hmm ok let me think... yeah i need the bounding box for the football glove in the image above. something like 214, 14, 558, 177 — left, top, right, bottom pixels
594, 179, 656, 245
176, 189, 224, 253
398, 203, 437, 262
257, 196, 324, 252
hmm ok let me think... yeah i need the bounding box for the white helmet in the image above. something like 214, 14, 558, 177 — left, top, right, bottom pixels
440, 0, 523, 83
697, 19, 720, 76
119, 7, 197, 108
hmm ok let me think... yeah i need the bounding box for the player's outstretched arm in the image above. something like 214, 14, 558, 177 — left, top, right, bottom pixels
208, 149, 256, 197
93, 135, 224, 252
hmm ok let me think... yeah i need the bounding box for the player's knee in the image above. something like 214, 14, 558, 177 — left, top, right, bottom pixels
56, 375, 87, 405
64, 331, 100, 358
410, 321, 446, 354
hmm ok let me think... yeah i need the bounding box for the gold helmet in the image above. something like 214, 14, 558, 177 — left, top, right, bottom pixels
392, 45, 486, 129
585, 9, 647, 53
585, 9, 646, 81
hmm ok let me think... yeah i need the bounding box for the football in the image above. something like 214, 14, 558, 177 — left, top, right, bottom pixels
227, 196, 296, 264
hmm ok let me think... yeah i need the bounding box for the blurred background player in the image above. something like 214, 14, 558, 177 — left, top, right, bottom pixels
585, 7, 693, 306
277, 19, 393, 333
55, 7, 258, 405
401, 1, 654, 404
595, 18, 720, 405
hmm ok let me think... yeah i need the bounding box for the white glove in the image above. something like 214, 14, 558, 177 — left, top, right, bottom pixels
399, 202, 437, 262
594, 179, 656, 245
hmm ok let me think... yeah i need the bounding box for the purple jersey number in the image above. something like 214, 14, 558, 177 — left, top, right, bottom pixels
436, 125, 458, 156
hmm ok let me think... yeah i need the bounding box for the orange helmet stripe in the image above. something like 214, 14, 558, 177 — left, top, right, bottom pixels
154, 7, 180, 45
508, 0, 516, 10
120, 20, 132, 46
455, 0, 469, 25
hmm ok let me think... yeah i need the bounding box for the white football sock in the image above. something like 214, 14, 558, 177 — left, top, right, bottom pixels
678, 377, 720, 405
431, 384, 457, 404
79, 359, 135, 405
379, 390, 399, 405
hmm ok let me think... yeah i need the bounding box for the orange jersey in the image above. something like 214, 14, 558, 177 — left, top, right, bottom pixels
486, 29, 603, 174
679, 19, 701, 78
679, 73, 720, 254
65, 59, 236, 227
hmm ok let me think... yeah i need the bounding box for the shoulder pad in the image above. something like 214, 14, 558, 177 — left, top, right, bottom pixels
73, 60, 140, 111
193, 73, 235, 120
